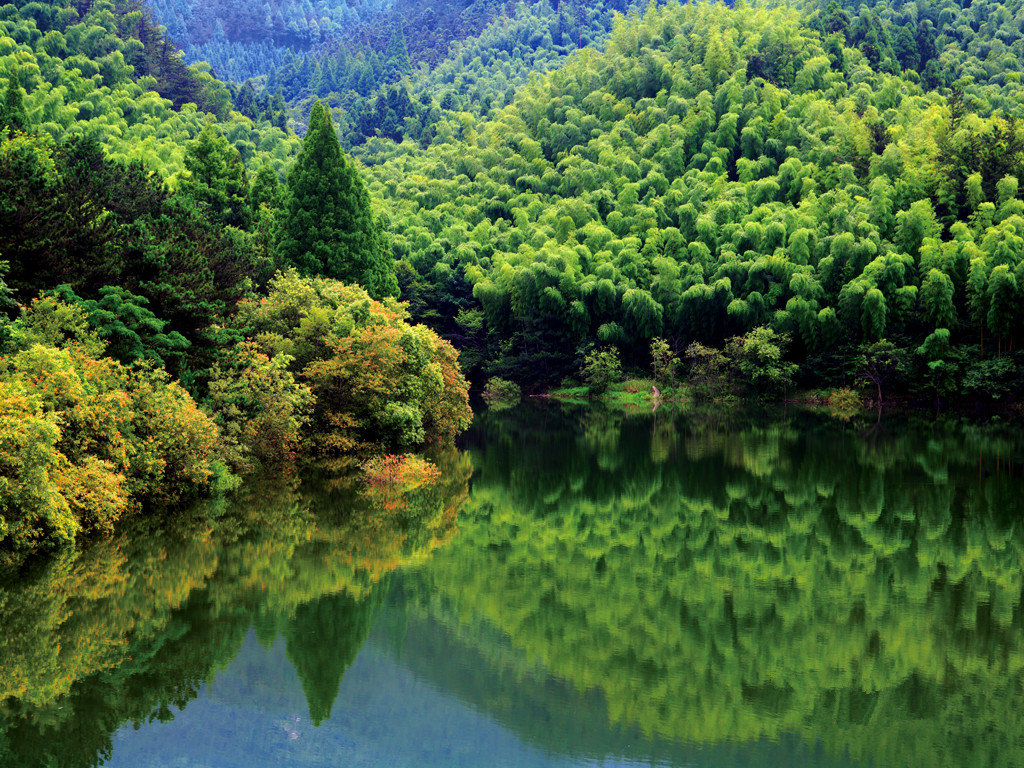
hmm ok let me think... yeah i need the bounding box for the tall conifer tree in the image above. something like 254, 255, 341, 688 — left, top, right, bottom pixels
179, 125, 250, 229
278, 100, 397, 299
383, 25, 412, 82
0, 71, 28, 132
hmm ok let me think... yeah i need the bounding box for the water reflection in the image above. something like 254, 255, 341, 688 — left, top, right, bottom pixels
0, 449, 470, 767
419, 404, 1024, 768
0, 404, 1022, 768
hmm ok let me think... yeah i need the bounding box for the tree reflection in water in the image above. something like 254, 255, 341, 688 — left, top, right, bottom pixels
1, 404, 1022, 768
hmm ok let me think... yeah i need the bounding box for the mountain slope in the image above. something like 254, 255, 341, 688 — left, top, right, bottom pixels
145, 0, 543, 82
364, 0, 1024, 397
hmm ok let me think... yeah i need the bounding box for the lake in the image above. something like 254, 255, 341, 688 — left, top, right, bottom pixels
1, 401, 1022, 768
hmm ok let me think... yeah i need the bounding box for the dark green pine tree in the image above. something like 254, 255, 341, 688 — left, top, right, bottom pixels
249, 164, 283, 211
0, 70, 29, 132
383, 25, 412, 82
178, 125, 250, 229
278, 100, 397, 298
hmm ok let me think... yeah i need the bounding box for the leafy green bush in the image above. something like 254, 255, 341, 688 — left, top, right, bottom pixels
236, 269, 472, 454
581, 347, 623, 396
827, 387, 863, 422
483, 377, 522, 408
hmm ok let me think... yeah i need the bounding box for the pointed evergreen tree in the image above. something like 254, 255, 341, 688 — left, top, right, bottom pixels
250, 165, 283, 211
179, 125, 250, 229
0, 70, 29, 132
383, 25, 412, 82
278, 100, 397, 298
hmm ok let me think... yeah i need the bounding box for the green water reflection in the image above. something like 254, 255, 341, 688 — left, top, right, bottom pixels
421, 404, 1024, 767
0, 451, 470, 766
1, 404, 1022, 768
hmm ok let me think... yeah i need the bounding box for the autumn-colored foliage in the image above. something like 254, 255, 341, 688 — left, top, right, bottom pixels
361, 454, 441, 487
0, 271, 473, 559
237, 269, 472, 455
0, 301, 222, 558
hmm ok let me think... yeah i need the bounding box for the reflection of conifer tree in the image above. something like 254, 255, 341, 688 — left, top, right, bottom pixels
284, 590, 378, 726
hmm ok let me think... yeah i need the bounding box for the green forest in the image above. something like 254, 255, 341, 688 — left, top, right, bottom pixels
2, 0, 1024, 558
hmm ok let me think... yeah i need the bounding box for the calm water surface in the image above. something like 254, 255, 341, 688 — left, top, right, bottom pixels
1, 403, 1022, 768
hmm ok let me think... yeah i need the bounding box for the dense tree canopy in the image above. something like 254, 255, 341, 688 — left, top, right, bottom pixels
355, 0, 1024, 397
2, 0, 1024, 555
279, 100, 398, 298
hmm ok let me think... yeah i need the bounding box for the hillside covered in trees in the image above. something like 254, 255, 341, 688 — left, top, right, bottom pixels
3, 0, 1024, 554
145, 0, 639, 82
359, 0, 1024, 401
0, 0, 471, 560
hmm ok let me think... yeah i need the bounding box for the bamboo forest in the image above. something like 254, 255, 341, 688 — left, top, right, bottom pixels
1, 0, 1023, 765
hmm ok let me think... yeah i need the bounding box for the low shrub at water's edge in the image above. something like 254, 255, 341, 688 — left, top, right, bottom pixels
827, 388, 864, 422
483, 377, 521, 408
361, 454, 440, 488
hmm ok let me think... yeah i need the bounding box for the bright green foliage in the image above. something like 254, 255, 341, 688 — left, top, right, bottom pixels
919, 268, 956, 329
249, 164, 283, 211
120, 365, 222, 506
236, 269, 470, 454
6, 0, 1023, 405
0, 378, 79, 550
279, 101, 397, 299
205, 341, 314, 471
351, 0, 1024, 398
0, 295, 226, 556
0, 0, 481, 560
482, 377, 522, 408
0, 341, 220, 555
0, 129, 267, 387
46, 285, 190, 370
178, 125, 251, 229
916, 327, 959, 398
827, 386, 862, 421
684, 342, 731, 400
6, 294, 106, 359
0, 2, 299, 180
895, 199, 941, 260
649, 337, 677, 386
986, 264, 1019, 354
0, 70, 27, 132
581, 347, 623, 396
727, 326, 798, 395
